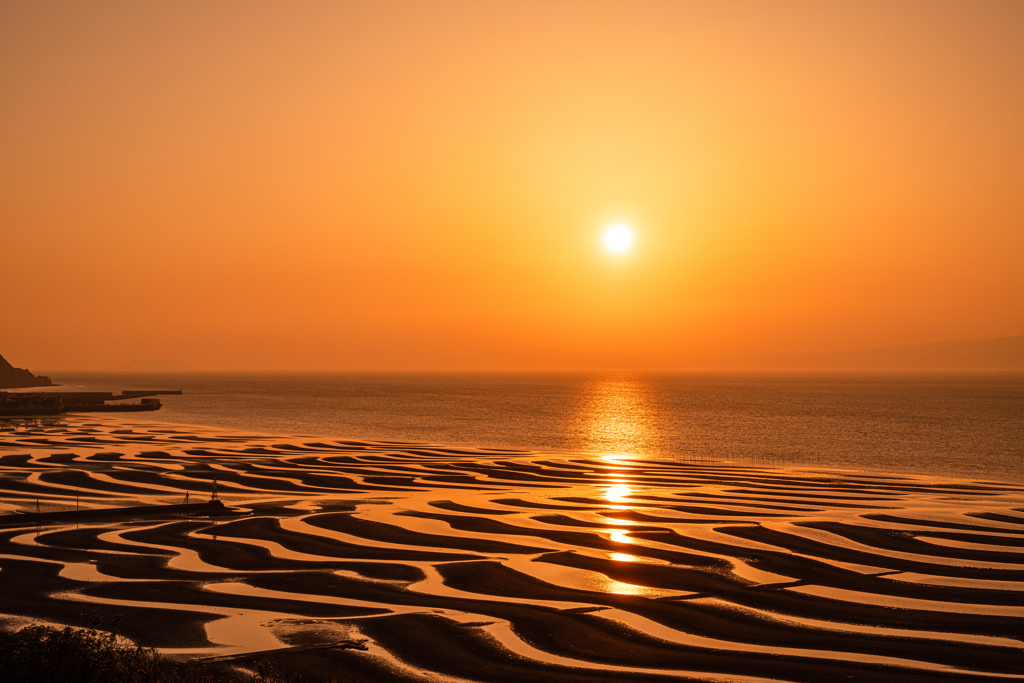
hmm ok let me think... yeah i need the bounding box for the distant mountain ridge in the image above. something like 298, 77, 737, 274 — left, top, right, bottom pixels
780, 335, 1024, 371
0, 355, 55, 389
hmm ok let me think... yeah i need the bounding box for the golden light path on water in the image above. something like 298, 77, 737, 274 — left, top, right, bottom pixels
585, 379, 654, 587
596, 470, 663, 595
576, 376, 659, 461
584, 378, 652, 594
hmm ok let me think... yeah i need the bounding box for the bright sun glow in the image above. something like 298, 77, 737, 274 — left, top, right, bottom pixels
603, 224, 634, 253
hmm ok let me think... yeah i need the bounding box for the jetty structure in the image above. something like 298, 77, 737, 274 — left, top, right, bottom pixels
0, 390, 182, 416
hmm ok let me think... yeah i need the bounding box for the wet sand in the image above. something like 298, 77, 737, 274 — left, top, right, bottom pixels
1, 416, 1023, 682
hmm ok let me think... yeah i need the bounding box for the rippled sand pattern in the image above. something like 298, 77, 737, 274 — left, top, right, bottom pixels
2, 417, 1023, 682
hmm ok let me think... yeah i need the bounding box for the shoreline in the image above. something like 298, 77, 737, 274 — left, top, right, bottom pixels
30, 371, 1024, 485
1, 415, 1023, 681
6, 411, 1024, 488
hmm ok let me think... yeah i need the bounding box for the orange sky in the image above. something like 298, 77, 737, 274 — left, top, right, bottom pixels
2, 1, 1023, 371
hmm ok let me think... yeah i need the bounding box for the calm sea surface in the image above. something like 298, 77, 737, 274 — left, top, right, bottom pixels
32, 372, 1024, 483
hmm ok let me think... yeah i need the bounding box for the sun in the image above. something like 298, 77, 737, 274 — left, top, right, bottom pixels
603, 224, 634, 253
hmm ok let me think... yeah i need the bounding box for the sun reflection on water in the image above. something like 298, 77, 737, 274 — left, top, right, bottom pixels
575, 376, 661, 460
575, 386, 664, 572
606, 484, 632, 503
603, 482, 639, 545
609, 530, 632, 544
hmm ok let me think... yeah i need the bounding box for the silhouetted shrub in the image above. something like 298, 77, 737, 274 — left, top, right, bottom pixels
0, 626, 296, 683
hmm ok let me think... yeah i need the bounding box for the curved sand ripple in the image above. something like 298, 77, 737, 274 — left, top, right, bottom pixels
2, 416, 1024, 682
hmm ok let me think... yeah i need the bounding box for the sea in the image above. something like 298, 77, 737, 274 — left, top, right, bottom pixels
19, 372, 1024, 484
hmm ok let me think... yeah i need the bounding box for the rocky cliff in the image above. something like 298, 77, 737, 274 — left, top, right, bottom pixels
0, 355, 55, 389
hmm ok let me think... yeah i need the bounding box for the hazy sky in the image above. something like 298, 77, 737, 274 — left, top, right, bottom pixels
3, 1, 1023, 371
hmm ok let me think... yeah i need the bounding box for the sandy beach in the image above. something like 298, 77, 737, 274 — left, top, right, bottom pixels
1, 415, 1023, 682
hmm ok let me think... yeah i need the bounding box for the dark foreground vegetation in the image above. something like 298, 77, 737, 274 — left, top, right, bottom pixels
0, 626, 296, 683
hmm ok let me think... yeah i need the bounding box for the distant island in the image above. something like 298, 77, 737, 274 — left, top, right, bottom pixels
0, 355, 55, 389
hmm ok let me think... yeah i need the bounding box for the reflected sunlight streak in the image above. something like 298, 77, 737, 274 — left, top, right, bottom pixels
606, 484, 632, 503
575, 378, 661, 461
609, 530, 632, 544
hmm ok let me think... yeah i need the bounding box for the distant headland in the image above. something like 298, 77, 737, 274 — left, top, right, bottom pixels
0, 355, 55, 389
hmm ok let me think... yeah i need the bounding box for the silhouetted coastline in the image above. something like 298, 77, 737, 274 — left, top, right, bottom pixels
0, 355, 54, 389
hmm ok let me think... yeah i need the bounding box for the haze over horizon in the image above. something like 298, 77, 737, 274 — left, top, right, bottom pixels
3, 1, 1023, 372
7, 333, 1023, 375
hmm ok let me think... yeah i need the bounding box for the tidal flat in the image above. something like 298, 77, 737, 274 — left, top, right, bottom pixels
1, 416, 1022, 682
